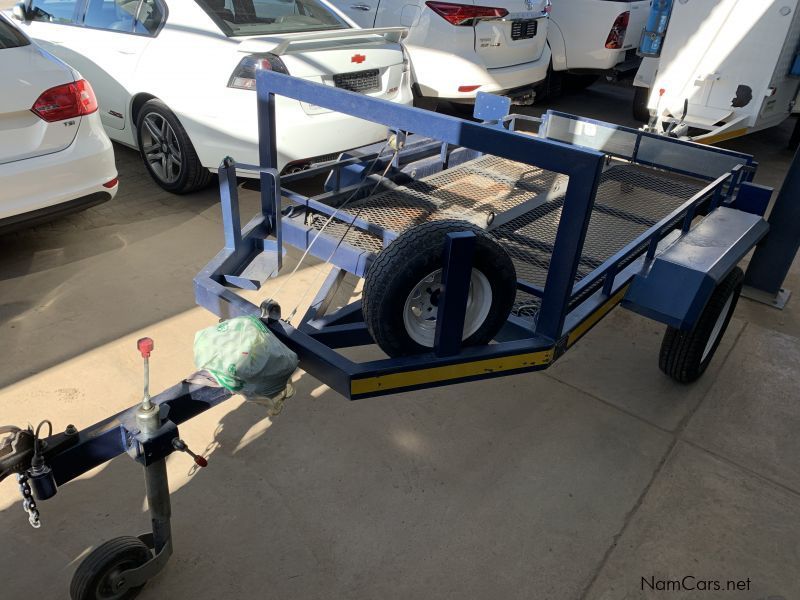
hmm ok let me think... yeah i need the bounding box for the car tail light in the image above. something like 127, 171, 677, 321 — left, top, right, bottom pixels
544, 0, 551, 14
425, 1, 508, 26
605, 11, 630, 49
31, 79, 98, 122
228, 54, 289, 90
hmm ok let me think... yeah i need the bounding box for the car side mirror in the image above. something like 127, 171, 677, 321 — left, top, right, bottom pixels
11, 2, 30, 21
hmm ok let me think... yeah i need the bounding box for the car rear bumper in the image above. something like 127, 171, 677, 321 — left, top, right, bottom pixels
0, 111, 117, 224
0, 191, 113, 233
561, 48, 637, 74
410, 45, 551, 100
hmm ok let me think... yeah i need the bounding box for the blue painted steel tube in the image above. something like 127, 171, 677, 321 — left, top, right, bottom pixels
219, 159, 242, 250
48, 384, 231, 486
744, 146, 800, 296
536, 161, 604, 341
434, 232, 477, 357
255, 71, 604, 178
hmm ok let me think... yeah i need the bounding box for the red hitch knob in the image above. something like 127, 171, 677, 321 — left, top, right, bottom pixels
137, 337, 154, 359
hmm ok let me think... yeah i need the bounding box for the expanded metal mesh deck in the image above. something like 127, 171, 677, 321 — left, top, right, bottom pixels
309, 155, 706, 319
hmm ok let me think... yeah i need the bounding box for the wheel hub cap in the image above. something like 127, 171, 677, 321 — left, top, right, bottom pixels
403, 268, 493, 348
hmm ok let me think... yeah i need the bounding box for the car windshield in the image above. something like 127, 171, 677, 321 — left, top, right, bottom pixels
0, 17, 31, 48
195, 0, 349, 37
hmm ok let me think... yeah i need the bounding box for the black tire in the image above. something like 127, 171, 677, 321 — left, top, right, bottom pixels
540, 66, 563, 101
363, 220, 516, 357
413, 95, 439, 112
659, 267, 744, 384
444, 101, 476, 118
136, 99, 212, 194
562, 73, 599, 93
633, 86, 651, 123
70, 536, 151, 600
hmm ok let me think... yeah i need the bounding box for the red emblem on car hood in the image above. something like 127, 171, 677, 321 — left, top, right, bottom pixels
351, 54, 366, 64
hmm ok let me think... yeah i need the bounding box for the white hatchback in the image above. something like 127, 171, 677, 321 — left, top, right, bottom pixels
329, 0, 552, 107
0, 13, 117, 232
11, 0, 412, 194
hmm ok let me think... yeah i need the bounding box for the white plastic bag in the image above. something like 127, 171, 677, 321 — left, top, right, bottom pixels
193, 316, 298, 407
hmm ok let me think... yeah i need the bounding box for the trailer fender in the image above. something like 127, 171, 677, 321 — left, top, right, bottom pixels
622, 207, 768, 330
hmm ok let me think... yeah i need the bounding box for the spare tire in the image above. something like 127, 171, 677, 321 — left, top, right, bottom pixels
363, 220, 516, 357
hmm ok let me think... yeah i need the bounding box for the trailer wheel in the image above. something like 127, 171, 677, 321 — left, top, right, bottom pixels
659, 267, 744, 383
363, 220, 516, 357
633, 86, 650, 123
70, 536, 151, 600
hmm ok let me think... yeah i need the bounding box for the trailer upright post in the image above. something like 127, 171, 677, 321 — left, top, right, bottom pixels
742, 146, 800, 309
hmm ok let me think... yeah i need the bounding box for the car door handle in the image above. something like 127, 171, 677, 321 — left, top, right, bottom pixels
350, 3, 372, 10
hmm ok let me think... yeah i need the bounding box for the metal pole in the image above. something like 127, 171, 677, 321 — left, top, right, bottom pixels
742, 144, 800, 309
434, 232, 476, 357
144, 459, 172, 554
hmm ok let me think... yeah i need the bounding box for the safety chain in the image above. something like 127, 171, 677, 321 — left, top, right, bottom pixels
17, 473, 41, 529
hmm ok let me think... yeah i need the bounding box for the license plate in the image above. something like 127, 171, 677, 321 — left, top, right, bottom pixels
511, 19, 538, 41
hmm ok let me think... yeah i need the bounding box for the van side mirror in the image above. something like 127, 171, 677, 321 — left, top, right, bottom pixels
11, 2, 30, 21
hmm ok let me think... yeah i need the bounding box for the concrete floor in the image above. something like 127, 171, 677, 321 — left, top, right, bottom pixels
1, 80, 800, 599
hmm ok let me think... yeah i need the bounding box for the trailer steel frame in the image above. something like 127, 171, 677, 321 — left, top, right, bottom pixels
4, 70, 772, 598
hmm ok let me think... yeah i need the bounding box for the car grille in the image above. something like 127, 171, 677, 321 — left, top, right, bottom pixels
511, 19, 538, 41
333, 69, 381, 93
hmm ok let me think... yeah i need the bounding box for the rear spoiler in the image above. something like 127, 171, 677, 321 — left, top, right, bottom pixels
237, 27, 408, 56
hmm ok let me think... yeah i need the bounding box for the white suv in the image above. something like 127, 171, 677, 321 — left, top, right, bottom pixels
12, 0, 412, 193
330, 0, 551, 107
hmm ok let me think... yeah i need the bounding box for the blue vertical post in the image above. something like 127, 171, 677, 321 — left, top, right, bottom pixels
536, 160, 604, 341
219, 157, 241, 251
257, 74, 279, 238
742, 147, 800, 308
434, 232, 477, 357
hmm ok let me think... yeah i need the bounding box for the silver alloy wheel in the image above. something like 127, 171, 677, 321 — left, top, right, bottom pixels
402, 268, 493, 348
701, 293, 734, 362
141, 112, 182, 184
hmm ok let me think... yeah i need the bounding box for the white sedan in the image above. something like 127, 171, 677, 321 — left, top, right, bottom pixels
11, 0, 412, 194
0, 13, 117, 232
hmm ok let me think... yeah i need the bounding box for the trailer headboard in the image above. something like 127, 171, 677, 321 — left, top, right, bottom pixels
540, 111, 753, 181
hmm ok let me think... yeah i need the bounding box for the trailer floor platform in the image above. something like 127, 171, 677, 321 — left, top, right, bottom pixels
309, 155, 707, 320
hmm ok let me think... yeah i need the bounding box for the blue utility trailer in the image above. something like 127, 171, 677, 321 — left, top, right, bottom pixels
1, 71, 771, 599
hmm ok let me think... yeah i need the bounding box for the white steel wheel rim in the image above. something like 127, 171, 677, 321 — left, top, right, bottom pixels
402, 268, 493, 348
701, 293, 734, 362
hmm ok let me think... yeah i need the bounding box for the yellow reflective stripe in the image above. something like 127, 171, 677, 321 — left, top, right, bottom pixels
350, 349, 554, 396
567, 285, 630, 347
696, 128, 749, 145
